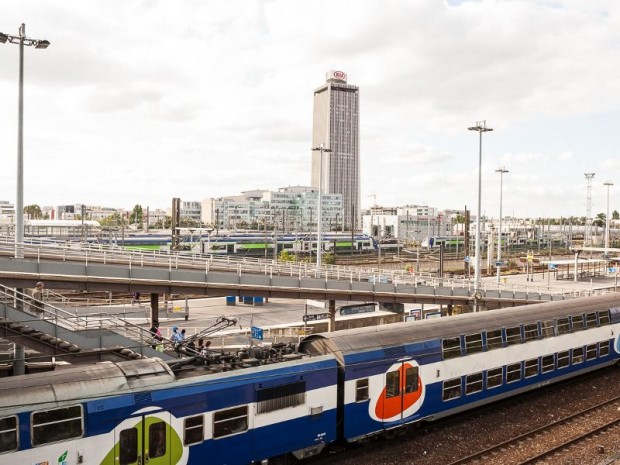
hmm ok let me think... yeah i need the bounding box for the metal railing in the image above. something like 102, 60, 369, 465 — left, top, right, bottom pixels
0, 238, 612, 299
0, 339, 15, 357
0, 283, 155, 351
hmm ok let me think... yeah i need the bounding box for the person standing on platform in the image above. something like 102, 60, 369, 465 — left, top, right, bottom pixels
171, 326, 182, 344
31, 282, 45, 318
170, 326, 186, 358
149, 322, 162, 349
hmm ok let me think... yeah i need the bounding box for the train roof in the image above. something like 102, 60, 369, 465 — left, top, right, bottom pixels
0, 358, 174, 415
298, 293, 620, 364
0, 350, 339, 415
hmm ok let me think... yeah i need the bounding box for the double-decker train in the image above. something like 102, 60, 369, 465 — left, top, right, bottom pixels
1, 294, 619, 464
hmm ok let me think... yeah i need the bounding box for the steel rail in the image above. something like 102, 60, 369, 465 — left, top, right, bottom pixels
445, 395, 620, 465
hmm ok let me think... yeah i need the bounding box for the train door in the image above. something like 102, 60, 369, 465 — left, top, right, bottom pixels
380, 362, 420, 426
115, 413, 172, 465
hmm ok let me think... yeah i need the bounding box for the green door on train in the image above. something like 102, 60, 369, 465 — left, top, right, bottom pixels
103, 413, 183, 465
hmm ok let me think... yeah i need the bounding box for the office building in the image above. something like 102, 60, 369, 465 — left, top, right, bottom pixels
311, 70, 360, 230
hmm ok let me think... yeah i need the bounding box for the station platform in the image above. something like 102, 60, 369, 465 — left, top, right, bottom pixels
482, 269, 620, 295
117, 270, 620, 342
143, 296, 414, 341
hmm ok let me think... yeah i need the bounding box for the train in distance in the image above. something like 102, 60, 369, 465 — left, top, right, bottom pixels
420, 235, 569, 249
0, 293, 618, 464
93, 232, 398, 256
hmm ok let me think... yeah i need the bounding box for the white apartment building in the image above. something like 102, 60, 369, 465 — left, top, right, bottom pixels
201, 186, 343, 233
180, 201, 202, 224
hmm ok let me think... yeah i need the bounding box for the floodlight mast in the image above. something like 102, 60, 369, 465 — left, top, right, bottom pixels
311, 144, 332, 269
468, 121, 493, 311
0, 24, 50, 258
495, 167, 509, 283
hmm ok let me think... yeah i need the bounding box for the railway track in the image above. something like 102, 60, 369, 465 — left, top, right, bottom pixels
310, 367, 620, 465
446, 396, 620, 465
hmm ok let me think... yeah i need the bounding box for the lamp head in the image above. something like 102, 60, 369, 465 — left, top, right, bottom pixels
0, 33, 8, 44
35, 39, 50, 49
468, 120, 493, 132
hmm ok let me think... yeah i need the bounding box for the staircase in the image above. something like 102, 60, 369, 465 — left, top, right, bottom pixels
0, 285, 174, 364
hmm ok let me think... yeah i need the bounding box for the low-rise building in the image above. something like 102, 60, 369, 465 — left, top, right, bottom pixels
362, 204, 453, 242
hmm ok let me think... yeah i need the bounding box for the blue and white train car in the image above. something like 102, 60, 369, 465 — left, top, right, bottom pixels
2, 294, 619, 464
299, 293, 620, 443
0, 355, 338, 465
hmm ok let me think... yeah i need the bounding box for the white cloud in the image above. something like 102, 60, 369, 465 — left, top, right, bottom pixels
1, 0, 620, 216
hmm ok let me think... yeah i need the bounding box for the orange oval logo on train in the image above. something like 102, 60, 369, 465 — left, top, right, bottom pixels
369, 361, 425, 423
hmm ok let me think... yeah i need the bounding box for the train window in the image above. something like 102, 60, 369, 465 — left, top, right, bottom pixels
524, 359, 538, 378
31, 405, 83, 446
405, 366, 419, 394
442, 337, 462, 359
149, 422, 166, 459
523, 324, 539, 342
541, 320, 555, 338
213, 406, 248, 438
586, 344, 597, 361
119, 427, 138, 465
386, 371, 400, 398
585, 313, 598, 328
571, 314, 585, 332
442, 378, 461, 401
257, 381, 306, 414
183, 415, 204, 446
572, 347, 584, 364
598, 310, 610, 325
356, 378, 369, 402
505, 327, 522, 346
0, 416, 18, 453
541, 355, 555, 373
557, 351, 569, 368
486, 367, 503, 389
465, 372, 483, 395
485, 330, 503, 350
599, 341, 610, 357
506, 363, 521, 383
556, 318, 571, 335
465, 333, 483, 354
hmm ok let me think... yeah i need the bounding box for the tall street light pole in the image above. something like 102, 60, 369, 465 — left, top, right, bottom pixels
312, 144, 331, 269
0, 24, 50, 259
468, 121, 493, 309
584, 173, 595, 246
495, 167, 509, 283
604, 181, 613, 258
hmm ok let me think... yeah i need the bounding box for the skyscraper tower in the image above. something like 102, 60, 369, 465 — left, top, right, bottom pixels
311, 70, 360, 230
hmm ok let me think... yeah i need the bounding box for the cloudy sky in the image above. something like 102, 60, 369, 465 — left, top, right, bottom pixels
1, 0, 619, 219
